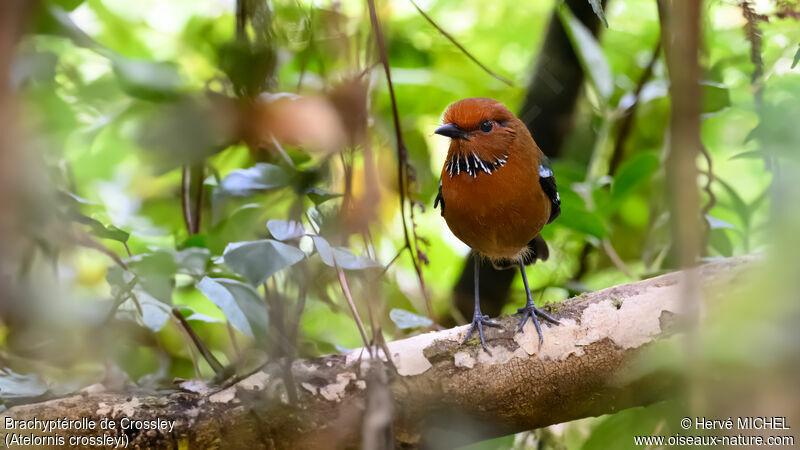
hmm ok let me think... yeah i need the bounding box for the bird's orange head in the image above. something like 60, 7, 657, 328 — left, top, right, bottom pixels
435, 97, 534, 162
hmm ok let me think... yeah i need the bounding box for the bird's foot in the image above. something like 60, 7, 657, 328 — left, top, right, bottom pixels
461, 313, 500, 352
516, 303, 560, 347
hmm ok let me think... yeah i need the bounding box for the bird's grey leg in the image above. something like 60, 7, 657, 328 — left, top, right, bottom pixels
461, 254, 500, 351
516, 261, 559, 347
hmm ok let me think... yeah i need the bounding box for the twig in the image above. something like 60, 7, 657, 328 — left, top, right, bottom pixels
374, 248, 403, 280
236, 0, 247, 41
645, 420, 667, 450
374, 328, 396, 371
191, 164, 204, 234
739, 2, 779, 221
171, 308, 225, 376
180, 165, 194, 235
609, 38, 661, 176
699, 144, 717, 249
602, 238, 634, 279
407, 0, 513, 86
226, 321, 241, 365
739, 2, 768, 103
335, 263, 372, 355
361, 231, 376, 261
264, 280, 298, 404
74, 230, 128, 271
288, 264, 309, 346
173, 314, 202, 378
100, 276, 139, 326
294, 2, 315, 92
73, 229, 149, 319
270, 134, 295, 168
366, 0, 434, 321
181, 165, 204, 235
304, 210, 321, 234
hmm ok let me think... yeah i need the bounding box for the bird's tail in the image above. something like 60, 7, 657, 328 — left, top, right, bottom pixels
490, 235, 549, 270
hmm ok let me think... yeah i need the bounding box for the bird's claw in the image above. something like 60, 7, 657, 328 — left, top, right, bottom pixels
461, 313, 500, 352
516, 303, 560, 346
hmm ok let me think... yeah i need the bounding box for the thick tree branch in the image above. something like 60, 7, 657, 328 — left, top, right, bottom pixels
1, 256, 758, 449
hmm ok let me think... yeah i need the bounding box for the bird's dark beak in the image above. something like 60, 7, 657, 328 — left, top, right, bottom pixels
435, 123, 469, 140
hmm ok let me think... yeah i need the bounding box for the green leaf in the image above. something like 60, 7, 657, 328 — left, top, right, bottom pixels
85, 0, 152, 56
617, 80, 668, 110
35, 5, 99, 50
705, 215, 737, 230
306, 187, 342, 205
792, 44, 800, 69
135, 99, 227, 172
715, 178, 752, 228
223, 239, 305, 286
91, 224, 130, 243
701, 81, 731, 114
216, 163, 291, 198
312, 236, 381, 270
219, 40, 277, 98
137, 292, 171, 332
611, 152, 659, 203
0, 371, 49, 401
207, 203, 264, 255
126, 252, 178, 304
196, 277, 268, 339
53, 0, 85, 11
11, 51, 59, 87
618, 195, 649, 228
127, 251, 179, 276
267, 219, 306, 241
182, 234, 208, 249
558, 204, 608, 238
557, 5, 613, 101
71, 213, 130, 243
173, 248, 211, 276
175, 305, 223, 324
582, 403, 676, 450
729, 150, 763, 160
587, 0, 608, 28
112, 58, 184, 102
748, 84, 800, 158
709, 229, 734, 257
37, 8, 172, 107
106, 265, 134, 294
306, 206, 324, 231
390, 309, 433, 329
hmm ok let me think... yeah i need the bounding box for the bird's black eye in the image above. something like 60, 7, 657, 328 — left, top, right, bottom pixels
480, 120, 493, 133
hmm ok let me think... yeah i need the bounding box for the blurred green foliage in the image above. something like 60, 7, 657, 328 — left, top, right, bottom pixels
3, 0, 800, 447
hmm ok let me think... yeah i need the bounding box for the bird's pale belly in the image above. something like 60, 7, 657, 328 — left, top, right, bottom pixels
441, 169, 550, 261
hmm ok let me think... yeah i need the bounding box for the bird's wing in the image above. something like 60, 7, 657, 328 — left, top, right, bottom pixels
538, 154, 561, 224
434, 178, 445, 216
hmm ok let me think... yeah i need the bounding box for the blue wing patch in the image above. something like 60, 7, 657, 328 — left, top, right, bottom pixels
538, 155, 560, 224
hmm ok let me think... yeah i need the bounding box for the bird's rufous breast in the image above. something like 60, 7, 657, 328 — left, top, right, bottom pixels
441, 147, 551, 261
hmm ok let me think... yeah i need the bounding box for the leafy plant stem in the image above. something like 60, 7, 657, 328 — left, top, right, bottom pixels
366, 0, 433, 321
